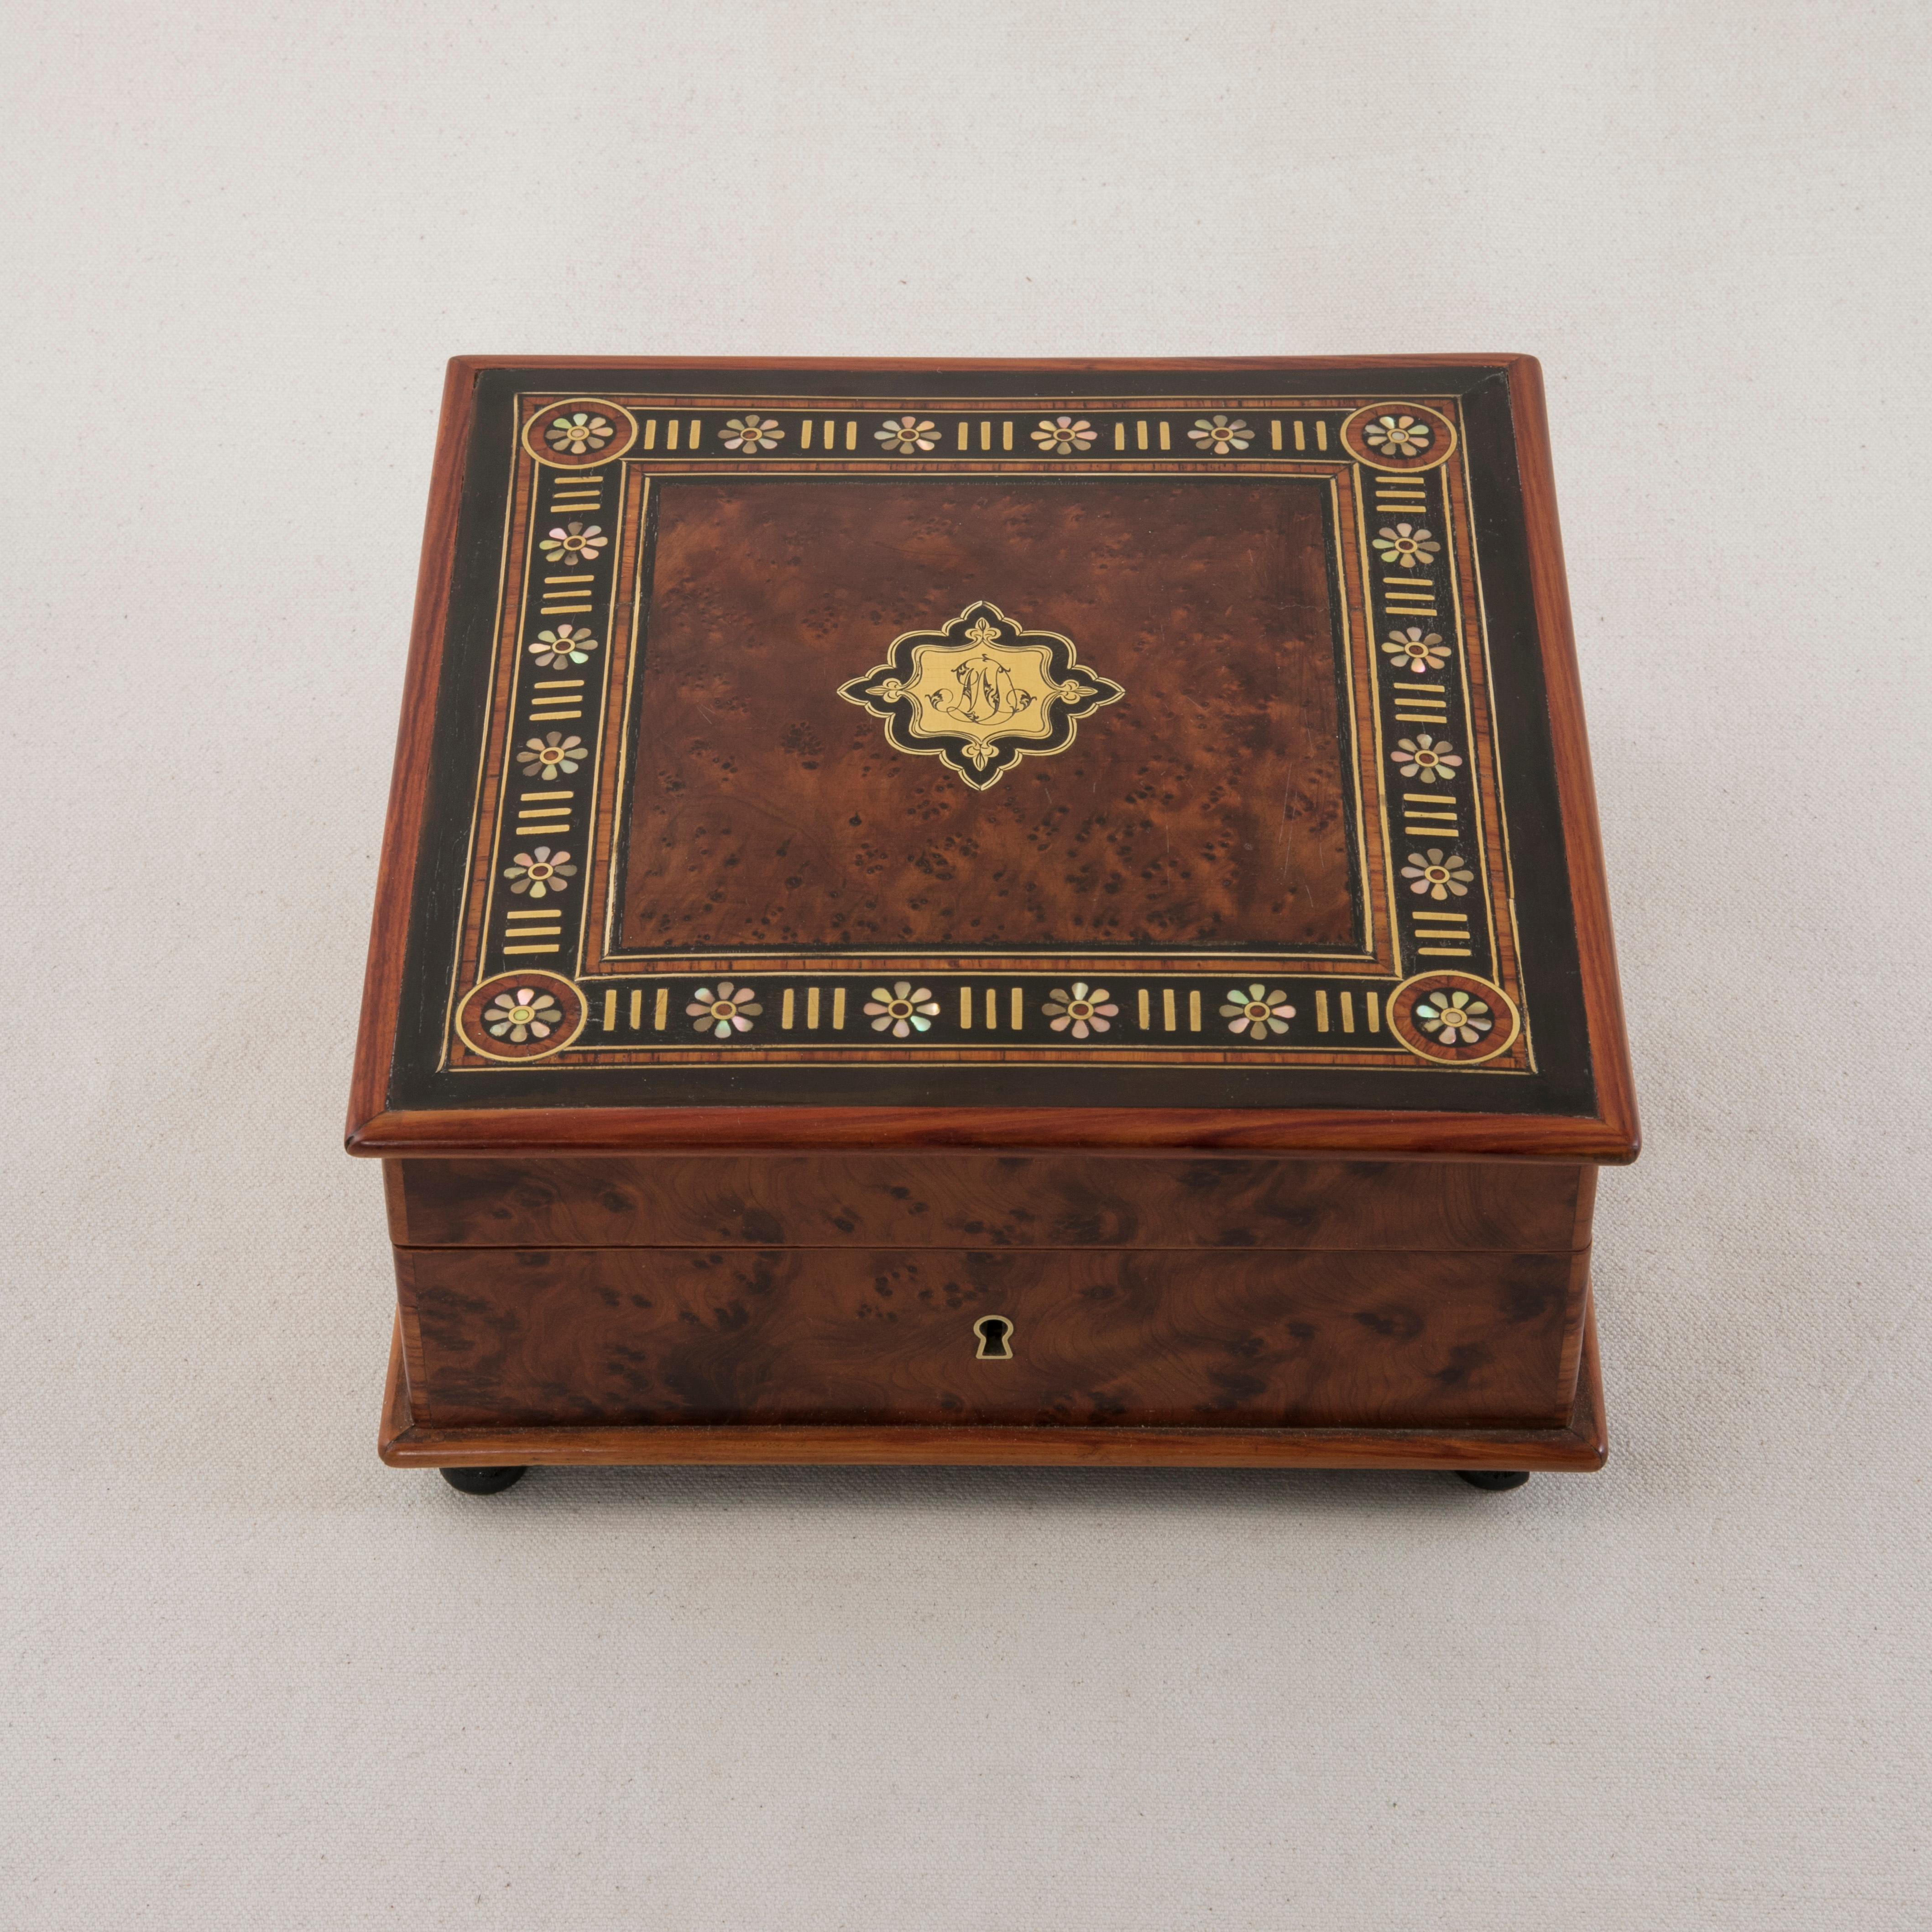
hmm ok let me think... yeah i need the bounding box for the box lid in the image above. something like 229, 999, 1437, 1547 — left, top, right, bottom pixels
348, 358, 1636, 1162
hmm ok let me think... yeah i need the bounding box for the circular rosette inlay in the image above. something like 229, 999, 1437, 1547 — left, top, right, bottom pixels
456, 970, 588, 1061
1339, 400, 1457, 473
1387, 971, 1519, 1065
521, 397, 639, 468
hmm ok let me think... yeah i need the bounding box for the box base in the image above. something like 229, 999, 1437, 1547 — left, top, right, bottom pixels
378, 1298, 1607, 1472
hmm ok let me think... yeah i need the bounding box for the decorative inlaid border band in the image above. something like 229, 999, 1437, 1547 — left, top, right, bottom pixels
438, 393, 1530, 1075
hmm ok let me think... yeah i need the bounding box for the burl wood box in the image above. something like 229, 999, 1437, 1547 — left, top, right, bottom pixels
348, 356, 1637, 1492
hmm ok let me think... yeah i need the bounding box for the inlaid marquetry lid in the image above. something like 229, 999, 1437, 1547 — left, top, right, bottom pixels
348, 358, 1636, 1161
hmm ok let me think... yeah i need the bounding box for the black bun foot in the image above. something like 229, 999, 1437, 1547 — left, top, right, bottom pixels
1456, 1469, 1531, 1491
439, 1465, 529, 1495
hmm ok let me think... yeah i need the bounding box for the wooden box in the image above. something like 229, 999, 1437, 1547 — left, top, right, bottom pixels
349, 356, 1637, 1486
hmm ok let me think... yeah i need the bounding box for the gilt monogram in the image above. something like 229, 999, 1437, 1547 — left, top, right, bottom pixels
836, 600, 1124, 792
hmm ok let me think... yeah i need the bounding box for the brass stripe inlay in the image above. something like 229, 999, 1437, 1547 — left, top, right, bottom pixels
782, 988, 795, 1029
1340, 991, 1355, 1034
985, 987, 996, 1029
502, 943, 558, 955
833, 987, 846, 1028
601, 991, 616, 1031
1009, 987, 1022, 1030
1163, 987, 1176, 1031
629, 990, 643, 1029
1315, 421, 1328, 449
653, 988, 668, 1029
807, 986, 820, 1029
1270, 420, 1282, 451
1417, 947, 1473, 957
1316, 991, 1330, 1032
1138, 988, 1151, 1028
1293, 420, 1306, 450
1367, 992, 1380, 1031
1188, 989, 1201, 1031
960, 987, 973, 1028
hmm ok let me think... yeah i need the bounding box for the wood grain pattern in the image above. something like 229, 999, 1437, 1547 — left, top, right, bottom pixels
620, 478, 1352, 951
376, 1292, 1606, 1469
394, 1243, 1587, 1430
385, 1153, 1591, 1253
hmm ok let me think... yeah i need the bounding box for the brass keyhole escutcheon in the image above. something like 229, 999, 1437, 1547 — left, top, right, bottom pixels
972, 1315, 1015, 1360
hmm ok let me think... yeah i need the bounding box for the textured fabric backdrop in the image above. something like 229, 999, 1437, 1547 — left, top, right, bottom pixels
4, 5, 1927, 1927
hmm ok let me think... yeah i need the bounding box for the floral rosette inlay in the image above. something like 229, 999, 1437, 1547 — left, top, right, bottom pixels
1390, 733, 1462, 784
1221, 983, 1295, 1038
723, 416, 782, 452
1372, 522, 1440, 570
516, 731, 585, 780
1382, 626, 1448, 674
1402, 848, 1473, 900
875, 416, 938, 454
502, 845, 576, 898
528, 625, 599, 668
687, 981, 762, 1040
1363, 413, 1432, 458
1415, 987, 1491, 1044
1032, 415, 1096, 454
483, 987, 561, 1044
1041, 982, 1117, 1039
865, 981, 940, 1038
545, 412, 615, 456
538, 521, 607, 567
1187, 414, 1251, 455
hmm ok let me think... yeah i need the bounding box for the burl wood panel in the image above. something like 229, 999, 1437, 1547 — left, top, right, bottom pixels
386, 1154, 1592, 1253
382, 1302, 1610, 1469
395, 1245, 1587, 1430
618, 478, 1353, 951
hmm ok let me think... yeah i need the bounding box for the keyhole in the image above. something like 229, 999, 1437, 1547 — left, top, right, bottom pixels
972, 1315, 1014, 1360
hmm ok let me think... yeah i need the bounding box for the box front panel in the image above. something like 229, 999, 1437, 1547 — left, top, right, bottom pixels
396, 1245, 1587, 1431
387, 1154, 1591, 1253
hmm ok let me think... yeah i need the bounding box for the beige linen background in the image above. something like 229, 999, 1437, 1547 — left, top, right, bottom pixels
4, 5, 1928, 1927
